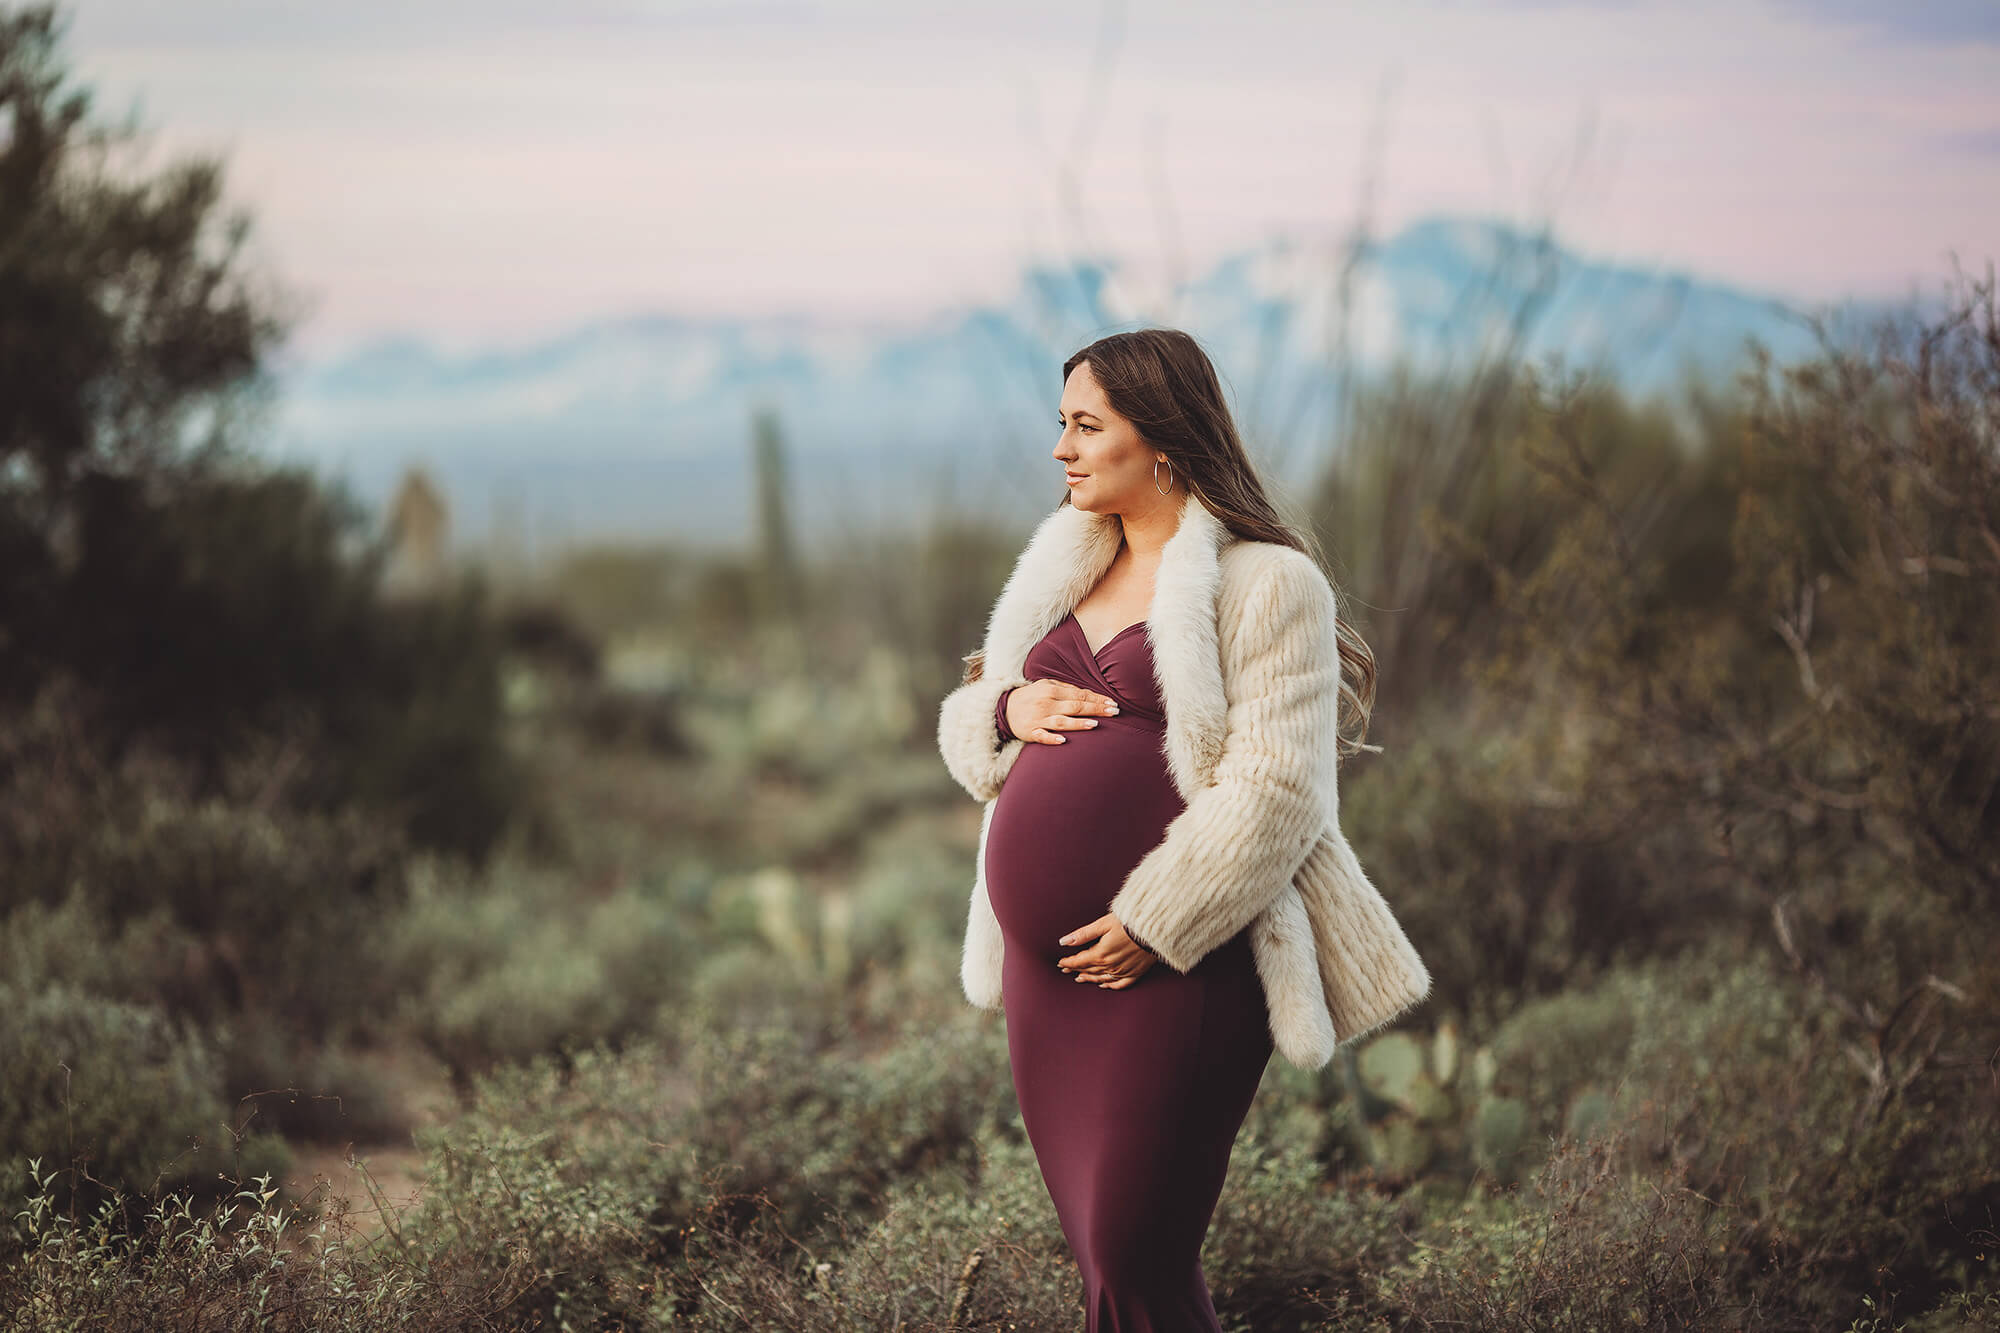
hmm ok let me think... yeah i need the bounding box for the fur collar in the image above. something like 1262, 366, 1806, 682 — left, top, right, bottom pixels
978, 492, 1232, 800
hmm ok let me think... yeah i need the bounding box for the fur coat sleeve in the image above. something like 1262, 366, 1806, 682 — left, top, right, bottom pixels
1106, 549, 1340, 974
936, 670, 1030, 804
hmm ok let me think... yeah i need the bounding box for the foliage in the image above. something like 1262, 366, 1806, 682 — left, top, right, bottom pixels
0, 984, 251, 1213
390, 1009, 1020, 1327
0, 3, 282, 538
1, 1163, 520, 1331
382, 857, 700, 1080
0, 5, 521, 867
1369, 1129, 1730, 1332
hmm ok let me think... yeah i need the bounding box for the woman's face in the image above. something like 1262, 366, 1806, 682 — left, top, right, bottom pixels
1054, 360, 1170, 515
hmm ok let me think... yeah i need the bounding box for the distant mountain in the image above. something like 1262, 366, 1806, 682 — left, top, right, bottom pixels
261, 213, 1906, 556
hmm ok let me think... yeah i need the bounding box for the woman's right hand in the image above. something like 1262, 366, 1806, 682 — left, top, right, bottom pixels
1006, 678, 1120, 744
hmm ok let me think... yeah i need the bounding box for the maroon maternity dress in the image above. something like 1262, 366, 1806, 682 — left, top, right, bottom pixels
984, 610, 1273, 1332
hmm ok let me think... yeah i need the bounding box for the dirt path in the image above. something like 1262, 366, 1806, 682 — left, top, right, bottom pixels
277, 1042, 458, 1240
284, 1144, 430, 1237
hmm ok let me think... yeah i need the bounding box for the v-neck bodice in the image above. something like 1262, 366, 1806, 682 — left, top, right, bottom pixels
1030, 611, 1163, 720
1072, 612, 1147, 660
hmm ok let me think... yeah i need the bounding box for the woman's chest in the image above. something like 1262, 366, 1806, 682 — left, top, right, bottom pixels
1069, 553, 1158, 654
1024, 612, 1166, 720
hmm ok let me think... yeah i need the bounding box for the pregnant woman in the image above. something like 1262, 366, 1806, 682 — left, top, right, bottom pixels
936, 329, 1432, 1331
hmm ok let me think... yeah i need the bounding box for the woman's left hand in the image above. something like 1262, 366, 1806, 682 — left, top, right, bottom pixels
1056, 914, 1157, 988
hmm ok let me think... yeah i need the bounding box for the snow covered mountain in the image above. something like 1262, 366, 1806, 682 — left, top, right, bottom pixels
262, 213, 1902, 555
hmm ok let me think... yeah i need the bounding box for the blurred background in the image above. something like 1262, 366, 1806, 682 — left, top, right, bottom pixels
1, 1, 1996, 1329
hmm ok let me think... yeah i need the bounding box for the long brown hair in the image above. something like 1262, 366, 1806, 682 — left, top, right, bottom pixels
1062, 328, 1379, 758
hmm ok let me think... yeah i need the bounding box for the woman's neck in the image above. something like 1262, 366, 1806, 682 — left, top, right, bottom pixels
1115, 489, 1184, 563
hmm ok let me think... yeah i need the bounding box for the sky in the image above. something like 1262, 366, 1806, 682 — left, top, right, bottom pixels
54, 0, 2000, 360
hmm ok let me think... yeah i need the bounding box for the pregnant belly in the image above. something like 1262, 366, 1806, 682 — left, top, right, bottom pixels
984, 721, 1188, 962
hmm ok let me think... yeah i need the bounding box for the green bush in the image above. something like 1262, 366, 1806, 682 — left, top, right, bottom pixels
0, 890, 183, 1006
1369, 1129, 1729, 1332
662, 1130, 1081, 1331
1202, 1135, 1414, 1332
0, 1164, 517, 1331
0, 982, 284, 1207
397, 1008, 1021, 1328
554, 1071, 1408, 1332
1, 1, 525, 868
1449, 944, 1999, 1329
383, 857, 698, 1078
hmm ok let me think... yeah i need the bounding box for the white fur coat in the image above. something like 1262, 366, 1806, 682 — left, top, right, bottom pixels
935, 491, 1432, 1070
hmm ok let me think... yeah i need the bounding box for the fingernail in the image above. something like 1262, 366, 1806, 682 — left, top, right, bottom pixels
1058, 935, 1071, 944
1084, 719, 1097, 727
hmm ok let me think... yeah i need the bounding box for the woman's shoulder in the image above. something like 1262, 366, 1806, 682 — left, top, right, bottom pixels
1218, 539, 1330, 605
1216, 541, 1338, 668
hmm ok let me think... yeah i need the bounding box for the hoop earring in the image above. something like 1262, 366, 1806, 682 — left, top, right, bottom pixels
1154, 459, 1173, 496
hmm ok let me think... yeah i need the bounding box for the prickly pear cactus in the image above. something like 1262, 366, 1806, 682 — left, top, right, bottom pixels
1342, 1019, 1541, 1185
1563, 1086, 1612, 1142
1472, 1095, 1530, 1182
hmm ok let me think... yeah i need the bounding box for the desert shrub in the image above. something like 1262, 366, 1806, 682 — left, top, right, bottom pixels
398, 1008, 1021, 1327
1895, 1287, 2000, 1333
0, 505, 520, 1042
1475, 276, 2000, 1040
684, 942, 835, 1033
1612, 958, 1997, 1329
0, 982, 286, 1210
0, 889, 185, 1006
1443, 276, 2000, 1328
849, 809, 1005, 976
1, 1, 524, 865
1477, 941, 1797, 1145
1202, 1135, 1416, 1332
0, 707, 411, 1010
662, 1130, 1081, 1331
0, 1164, 520, 1331
1314, 358, 1711, 724
87, 785, 407, 1035
414, 1117, 668, 1329
1236, 1057, 1359, 1166
398, 1045, 694, 1328
1444, 942, 1999, 1330
1330, 723, 1659, 1020
669, 1007, 1020, 1233
1369, 1128, 1729, 1331
661, 1101, 1417, 1332
382, 857, 699, 1079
